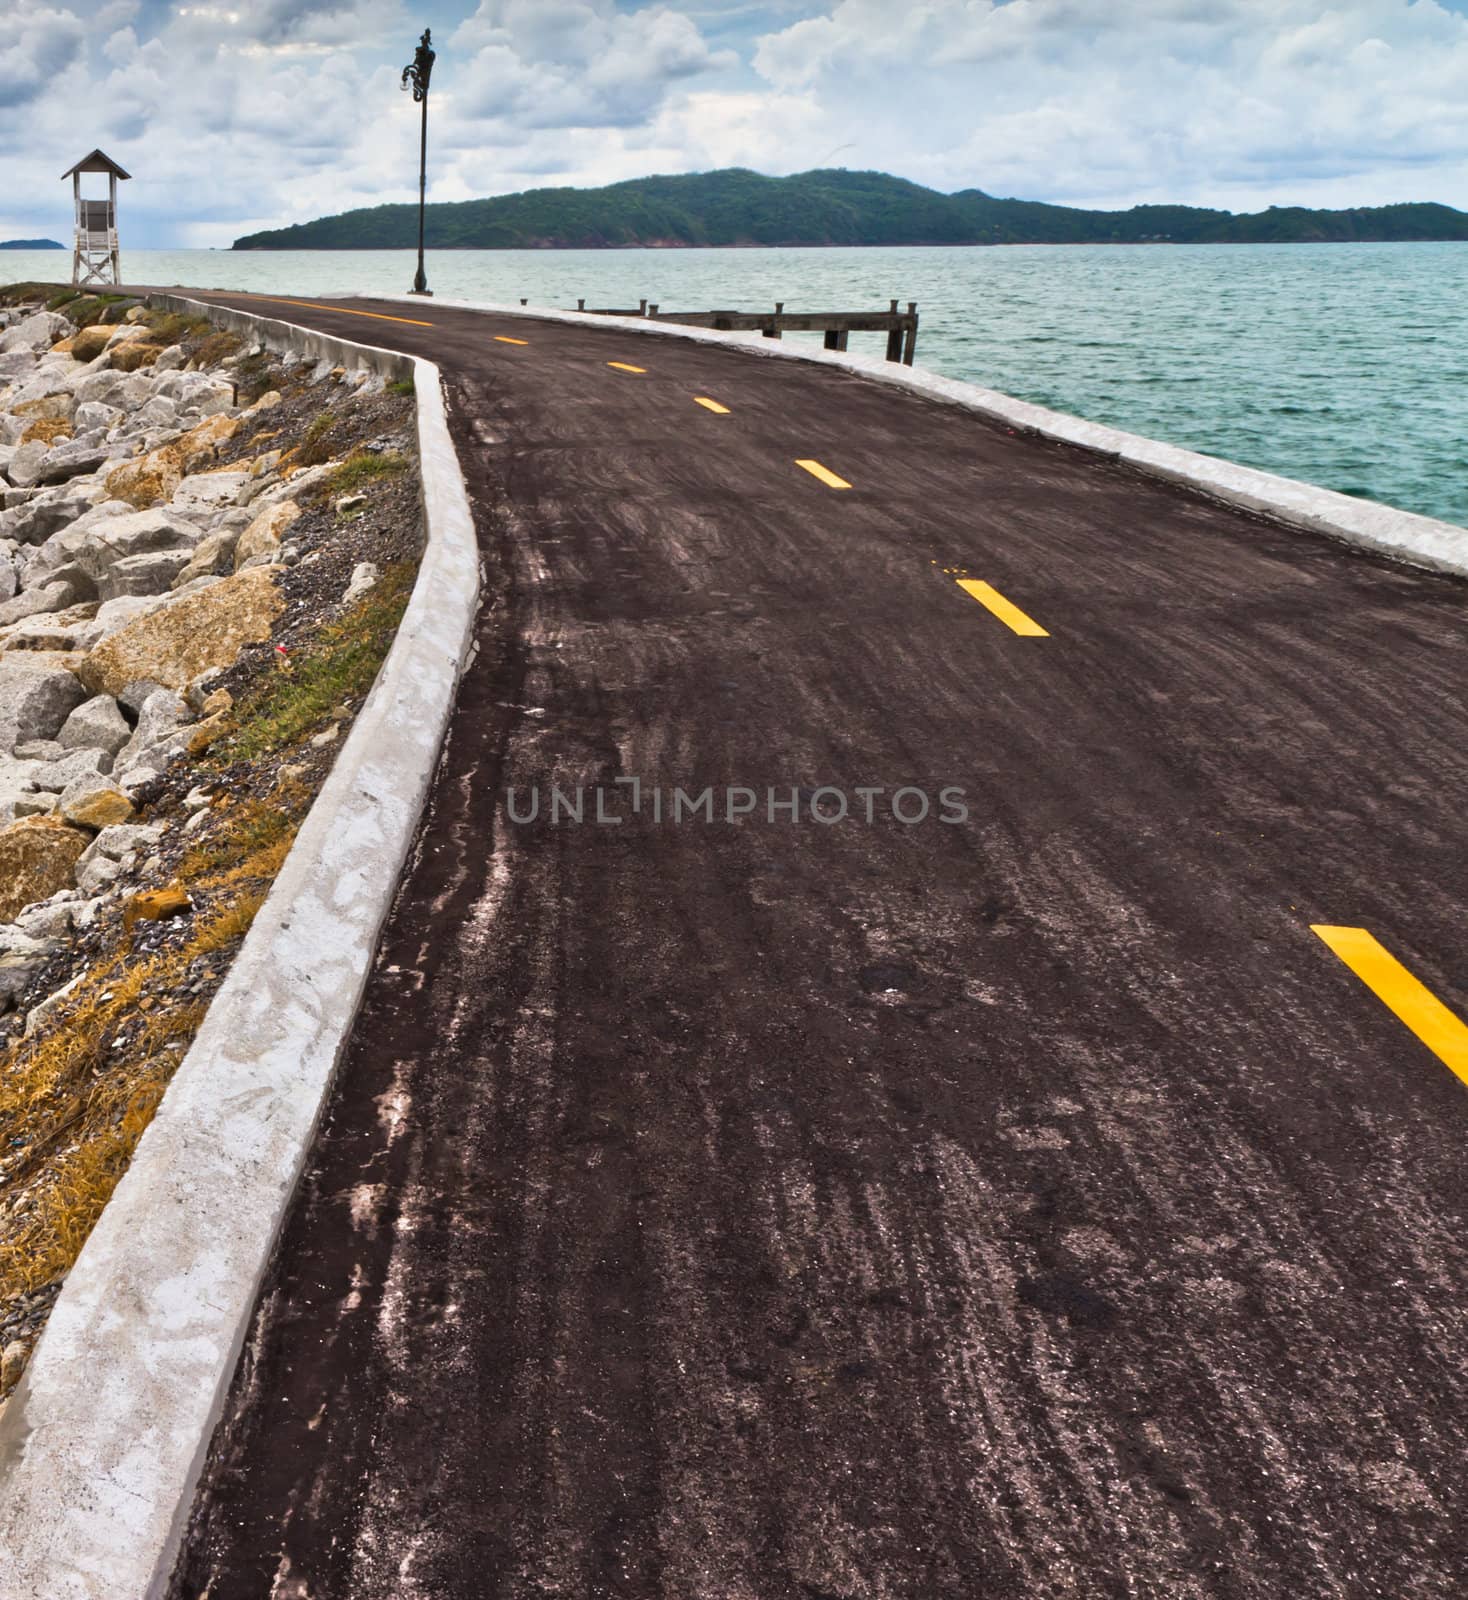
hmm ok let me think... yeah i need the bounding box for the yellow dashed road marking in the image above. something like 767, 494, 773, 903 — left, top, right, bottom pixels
694, 397, 731, 414
956, 580, 1049, 637
217, 294, 434, 328
608, 361, 646, 374
494, 335, 529, 345
1312, 925, 1468, 1088
795, 459, 851, 489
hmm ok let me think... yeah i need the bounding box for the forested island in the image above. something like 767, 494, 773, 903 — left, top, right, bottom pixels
0, 239, 64, 250
232, 168, 1468, 251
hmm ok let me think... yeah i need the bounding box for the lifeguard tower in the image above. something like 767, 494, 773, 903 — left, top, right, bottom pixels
62, 150, 130, 287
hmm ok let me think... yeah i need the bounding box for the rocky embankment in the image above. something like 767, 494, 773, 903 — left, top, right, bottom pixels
0, 287, 423, 1406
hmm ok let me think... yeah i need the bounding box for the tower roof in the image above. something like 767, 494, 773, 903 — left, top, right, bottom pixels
61, 150, 131, 180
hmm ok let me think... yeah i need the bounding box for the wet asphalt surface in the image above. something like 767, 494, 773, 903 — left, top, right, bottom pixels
152, 293, 1467, 1598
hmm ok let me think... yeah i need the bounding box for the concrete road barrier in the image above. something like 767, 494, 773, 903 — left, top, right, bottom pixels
0, 302, 480, 1599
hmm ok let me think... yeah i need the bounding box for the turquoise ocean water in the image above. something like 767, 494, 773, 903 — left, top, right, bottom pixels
4, 241, 1464, 527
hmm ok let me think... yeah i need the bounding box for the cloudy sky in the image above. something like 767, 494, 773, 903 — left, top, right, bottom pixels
5, 0, 1468, 246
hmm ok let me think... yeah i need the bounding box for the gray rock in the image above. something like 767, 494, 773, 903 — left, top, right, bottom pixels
99, 548, 194, 599
255, 462, 338, 506
31, 440, 109, 488
0, 579, 79, 628
115, 686, 192, 775
11, 740, 64, 763
153, 345, 187, 373
5, 440, 52, 490
73, 592, 170, 650
57, 769, 133, 827
118, 678, 168, 714
72, 369, 154, 410
57, 693, 130, 758
73, 401, 122, 435
343, 561, 380, 605
36, 746, 110, 787
13, 895, 77, 940
85, 820, 164, 863
39, 506, 202, 597
74, 849, 122, 896
0, 550, 15, 603
170, 527, 239, 588
0, 929, 63, 1010
134, 394, 178, 429
0, 312, 73, 355
3, 487, 97, 547
10, 792, 58, 820
24, 970, 85, 1033
171, 469, 251, 512
0, 659, 87, 756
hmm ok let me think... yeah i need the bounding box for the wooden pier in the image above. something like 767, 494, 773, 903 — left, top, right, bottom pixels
573, 297, 920, 364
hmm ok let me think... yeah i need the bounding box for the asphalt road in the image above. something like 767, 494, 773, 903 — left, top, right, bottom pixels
157, 293, 1467, 1598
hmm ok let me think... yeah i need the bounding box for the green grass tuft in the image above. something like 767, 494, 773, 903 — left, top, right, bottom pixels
214, 563, 415, 763
325, 450, 410, 498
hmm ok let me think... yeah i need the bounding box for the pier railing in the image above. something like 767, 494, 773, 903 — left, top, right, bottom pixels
570, 298, 920, 365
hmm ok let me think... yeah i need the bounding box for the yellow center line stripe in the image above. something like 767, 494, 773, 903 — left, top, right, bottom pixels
956, 579, 1049, 636
1312, 926, 1468, 1087
694, 397, 731, 414
608, 361, 646, 373
211, 293, 434, 328
494, 335, 529, 345
795, 459, 851, 489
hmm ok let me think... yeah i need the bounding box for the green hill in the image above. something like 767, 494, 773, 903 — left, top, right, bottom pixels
0, 239, 64, 251
232, 168, 1468, 251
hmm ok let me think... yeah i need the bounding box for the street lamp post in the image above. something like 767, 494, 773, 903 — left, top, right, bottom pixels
400, 27, 436, 297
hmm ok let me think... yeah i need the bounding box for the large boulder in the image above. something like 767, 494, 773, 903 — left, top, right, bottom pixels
173, 469, 250, 512
103, 414, 239, 509
58, 771, 135, 830
79, 565, 282, 698
0, 817, 89, 922
171, 526, 240, 588
68, 325, 115, 363
57, 693, 131, 758
0, 579, 79, 629
31, 439, 109, 488
234, 500, 300, 569
113, 686, 192, 778
73, 400, 122, 435
153, 371, 235, 413
0, 658, 87, 754
2, 487, 99, 548
109, 343, 165, 374
39, 506, 203, 599
0, 313, 73, 356
6, 440, 52, 490
72, 368, 155, 410
0, 928, 64, 1011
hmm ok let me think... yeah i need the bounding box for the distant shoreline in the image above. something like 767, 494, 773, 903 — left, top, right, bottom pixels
230, 167, 1468, 253
230, 236, 1468, 253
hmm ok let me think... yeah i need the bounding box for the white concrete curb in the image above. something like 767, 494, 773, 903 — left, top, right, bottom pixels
0, 304, 480, 1598
336, 289, 1468, 580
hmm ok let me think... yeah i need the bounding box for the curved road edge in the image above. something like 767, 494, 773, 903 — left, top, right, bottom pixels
339, 287, 1468, 579
0, 303, 481, 1600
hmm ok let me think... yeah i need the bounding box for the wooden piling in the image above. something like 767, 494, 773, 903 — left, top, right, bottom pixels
576, 298, 917, 362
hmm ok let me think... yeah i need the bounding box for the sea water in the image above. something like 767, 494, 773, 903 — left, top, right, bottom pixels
4, 241, 1464, 528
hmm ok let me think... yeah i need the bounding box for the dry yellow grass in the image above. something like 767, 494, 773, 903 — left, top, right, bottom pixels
0, 797, 302, 1393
